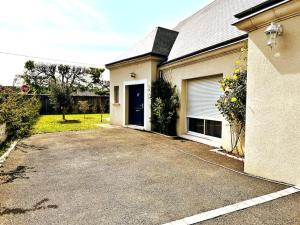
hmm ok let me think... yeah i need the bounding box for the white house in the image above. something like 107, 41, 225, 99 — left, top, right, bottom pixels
106, 0, 300, 186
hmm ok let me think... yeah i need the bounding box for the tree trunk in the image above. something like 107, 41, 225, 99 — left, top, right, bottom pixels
62, 112, 65, 121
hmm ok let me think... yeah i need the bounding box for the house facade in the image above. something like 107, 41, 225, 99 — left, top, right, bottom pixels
106, 0, 300, 186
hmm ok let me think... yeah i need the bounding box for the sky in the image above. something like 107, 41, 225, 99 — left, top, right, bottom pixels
0, 0, 213, 85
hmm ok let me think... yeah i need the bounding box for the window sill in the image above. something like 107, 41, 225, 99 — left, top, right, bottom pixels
180, 134, 221, 148
113, 103, 120, 106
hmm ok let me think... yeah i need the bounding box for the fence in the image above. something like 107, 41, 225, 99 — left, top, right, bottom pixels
36, 94, 109, 115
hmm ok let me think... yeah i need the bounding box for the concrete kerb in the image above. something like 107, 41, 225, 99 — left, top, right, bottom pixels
0, 140, 19, 166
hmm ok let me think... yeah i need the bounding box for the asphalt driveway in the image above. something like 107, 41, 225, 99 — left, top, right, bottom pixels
0, 127, 299, 225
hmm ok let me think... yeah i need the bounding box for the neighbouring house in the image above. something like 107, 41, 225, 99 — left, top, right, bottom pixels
106, 0, 300, 186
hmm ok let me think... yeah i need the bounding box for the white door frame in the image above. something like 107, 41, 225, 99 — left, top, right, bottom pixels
123, 79, 150, 131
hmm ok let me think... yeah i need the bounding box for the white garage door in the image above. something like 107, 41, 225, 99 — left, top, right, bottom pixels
187, 75, 223, 139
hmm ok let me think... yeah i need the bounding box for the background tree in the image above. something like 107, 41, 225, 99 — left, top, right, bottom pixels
49, 83, 72, 120
99, 98, 109, 123
16, 61, 107, 120
78, 101, 89, 119
14, 60, 56, 94
87, 68, 110, 95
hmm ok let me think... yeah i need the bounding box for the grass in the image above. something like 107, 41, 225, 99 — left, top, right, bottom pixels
32, 114, 110, 134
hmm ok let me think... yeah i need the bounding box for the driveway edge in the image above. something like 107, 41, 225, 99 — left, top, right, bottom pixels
0, 140, 19, 166
162, 187, 300, 225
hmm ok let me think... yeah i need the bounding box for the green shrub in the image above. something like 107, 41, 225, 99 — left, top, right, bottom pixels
0, 89, 41, 139
151, 78, 179, 136
216, 71, 247, 127
78, 101, 89, 118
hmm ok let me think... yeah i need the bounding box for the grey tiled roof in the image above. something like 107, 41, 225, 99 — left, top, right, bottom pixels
167, 0, 266, 62
106, 0, 267, 66
107, 27, 178, 66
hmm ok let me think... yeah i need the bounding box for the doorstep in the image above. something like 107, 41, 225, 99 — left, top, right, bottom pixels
124, 124, 145, 131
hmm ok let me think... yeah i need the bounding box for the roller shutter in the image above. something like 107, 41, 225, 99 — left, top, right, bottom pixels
187, 75, 223, 121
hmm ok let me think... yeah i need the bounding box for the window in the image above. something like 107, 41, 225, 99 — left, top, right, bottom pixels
114, 86, 119, 103
188, 117, 222, 138
188, 118, 204, 134
205, 120, 222, 138
186, 76, 223, 139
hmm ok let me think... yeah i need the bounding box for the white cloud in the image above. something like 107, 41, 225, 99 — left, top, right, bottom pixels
0, 0, 215, 85
0, 0, 139, 85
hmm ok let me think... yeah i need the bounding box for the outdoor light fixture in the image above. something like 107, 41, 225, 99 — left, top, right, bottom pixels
130, 72, 136, 78
265, 22, 283, 49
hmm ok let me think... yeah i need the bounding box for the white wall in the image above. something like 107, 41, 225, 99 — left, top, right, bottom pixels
108, 58, 160, 130
245, 15, 300, 185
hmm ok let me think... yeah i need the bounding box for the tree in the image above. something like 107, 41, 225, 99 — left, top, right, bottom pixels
99, 98, 108, 123
16, 61, 107, 120
78, 101, 89, 119
14, 61, 56, 94
87, 68, 110, 95
49, 83, 72, 120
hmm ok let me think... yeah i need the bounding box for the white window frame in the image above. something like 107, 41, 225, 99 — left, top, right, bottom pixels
113, 86, 120, 104
185, 76, 223, 143
187, 116, 222, 143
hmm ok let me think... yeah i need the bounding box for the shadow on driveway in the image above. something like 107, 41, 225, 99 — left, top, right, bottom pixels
0, 166, 35, 185
0, 198, 58, 216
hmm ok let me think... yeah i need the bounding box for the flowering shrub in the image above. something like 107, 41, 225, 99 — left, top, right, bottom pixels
216, 46, 247, 153
217, 71, 247, 127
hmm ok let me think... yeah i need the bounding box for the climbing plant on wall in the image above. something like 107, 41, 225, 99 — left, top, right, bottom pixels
216, 45, 248, 155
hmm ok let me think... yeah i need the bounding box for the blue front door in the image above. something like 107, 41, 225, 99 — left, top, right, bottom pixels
129, 84, 144, 126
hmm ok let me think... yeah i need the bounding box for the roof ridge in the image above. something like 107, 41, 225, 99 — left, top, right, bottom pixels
156, 26, 177, 32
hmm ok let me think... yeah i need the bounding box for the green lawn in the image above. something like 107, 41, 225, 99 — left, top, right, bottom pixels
32, 114, 110, 134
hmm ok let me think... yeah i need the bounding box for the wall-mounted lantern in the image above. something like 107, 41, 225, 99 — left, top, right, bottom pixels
265, 22, 283, 49
130, 72, 136, 78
